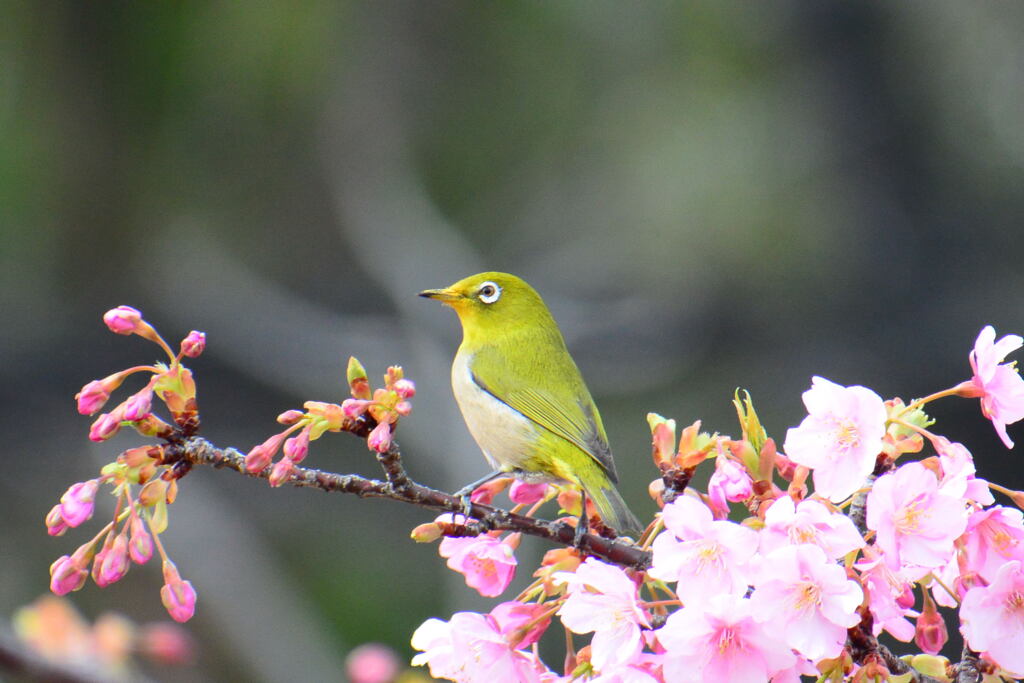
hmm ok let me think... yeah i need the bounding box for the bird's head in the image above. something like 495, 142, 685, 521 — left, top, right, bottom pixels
419, 272, 556, 340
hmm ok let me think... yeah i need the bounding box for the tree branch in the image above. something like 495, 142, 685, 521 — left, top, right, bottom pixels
162, 436, 652, 571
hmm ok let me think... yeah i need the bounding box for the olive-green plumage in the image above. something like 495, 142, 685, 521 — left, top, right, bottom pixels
419, 272, 640, 535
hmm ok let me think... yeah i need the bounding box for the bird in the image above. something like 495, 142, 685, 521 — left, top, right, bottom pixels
419, 272, 641, 538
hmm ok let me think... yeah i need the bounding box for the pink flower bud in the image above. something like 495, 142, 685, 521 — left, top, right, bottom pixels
509, 481, 549, 505
49, 550, 90, 596
59, 479, 99, 527
122, 389, 153, 422
283, 430, 310, 464
179, 330, 206, 358
345, 643, 401, 683
392, 378, 416, 399
139, 623, 195, 665
94, 534, 130, 587
276, 409, 304, 425
470, 478, 511, 505
89, 410, 123, 442
395, 401, 412, 417
244, 433, 285, 473
342, 398, 371, 419
915, 596, 948, 655
411, 522, 444, 543
45, 504, 69, 536
76, 380, 111, 415
269, 457, 295, 487
160, 562, 197, 623
103, 305, 143, 335
366, 422, 392, 453
130, 515, 154, 564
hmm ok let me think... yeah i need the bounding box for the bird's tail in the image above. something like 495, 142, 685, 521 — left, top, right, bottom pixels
583, 478, 642, 538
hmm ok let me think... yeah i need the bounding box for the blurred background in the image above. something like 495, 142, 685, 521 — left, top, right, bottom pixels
3, 1, 1024, 680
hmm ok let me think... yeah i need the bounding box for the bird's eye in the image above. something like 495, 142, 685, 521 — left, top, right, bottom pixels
477, 282, 501, 304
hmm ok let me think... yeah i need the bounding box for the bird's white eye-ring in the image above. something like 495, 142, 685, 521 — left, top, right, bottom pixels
477, 281, 501, 304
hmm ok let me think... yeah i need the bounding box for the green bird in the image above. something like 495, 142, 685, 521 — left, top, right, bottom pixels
419, 272, 640, 537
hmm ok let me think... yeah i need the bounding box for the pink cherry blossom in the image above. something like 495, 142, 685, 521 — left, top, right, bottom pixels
554, 558, 649, 672
707, 455, 753, 517
586, 659, 662, 683
960, 560, 1024, 676
750, 544, 863, 661
648, 495, 757, 604
439, 534, 517, 598
934, 437, 994, 505
966, 325, 1024, 448
489, 601, 551, 649
866, 461, 968, 571
759, 496, 865, 560
658, 593, 795, 683
783, 377, 887, 502
962, 506, 1024, 582
854, 548, 917, 641
411, 612, 544, 683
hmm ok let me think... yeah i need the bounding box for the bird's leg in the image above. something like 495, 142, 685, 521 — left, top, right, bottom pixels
453, 470, 506, 521
573, 490, 590, 548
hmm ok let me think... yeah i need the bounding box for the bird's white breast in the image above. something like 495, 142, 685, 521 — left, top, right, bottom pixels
451, 349, 538, 472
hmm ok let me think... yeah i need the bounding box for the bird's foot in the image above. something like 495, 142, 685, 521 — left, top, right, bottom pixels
572, 513, 590, 549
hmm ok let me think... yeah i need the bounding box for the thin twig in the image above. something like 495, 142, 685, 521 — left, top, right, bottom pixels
163, 436, 653, 570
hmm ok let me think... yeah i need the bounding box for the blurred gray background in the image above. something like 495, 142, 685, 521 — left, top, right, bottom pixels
3, 1, 1024, 680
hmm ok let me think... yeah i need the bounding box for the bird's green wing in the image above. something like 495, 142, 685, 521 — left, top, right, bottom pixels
469, 343, 618, 482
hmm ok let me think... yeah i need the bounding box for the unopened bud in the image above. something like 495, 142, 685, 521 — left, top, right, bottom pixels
179, 330, 206, 358
411, 522, 443, 543
122, 388, 153, 422
160, 561, 197, 623
276, 409, 304, 425
914, 591, 948, 655
103, 305, 143, 335
269, 457, 295, 487
647, 413, 676, 467
470, 477, 511, 504
60, 479, 99, 527
366, 422, 392, 453
89, 410, 123, 442
347, 357, 371, 399
129, 515, 153, 564
45, 504, 69, 536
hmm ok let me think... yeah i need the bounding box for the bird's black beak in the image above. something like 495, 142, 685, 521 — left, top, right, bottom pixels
418, 288, 461, 302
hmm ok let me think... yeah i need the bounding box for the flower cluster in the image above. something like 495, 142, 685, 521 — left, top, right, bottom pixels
243, 357, 415, 485
13, 595, 194, 673
411, 326, 1024, 682
48, 306, 203, 622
